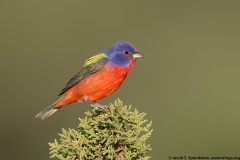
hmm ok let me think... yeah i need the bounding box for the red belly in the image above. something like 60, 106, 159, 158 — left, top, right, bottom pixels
73, 65, 129, 101
52, 61, 135, 109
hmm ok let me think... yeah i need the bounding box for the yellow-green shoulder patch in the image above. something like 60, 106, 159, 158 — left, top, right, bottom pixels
84, 53, 107, 66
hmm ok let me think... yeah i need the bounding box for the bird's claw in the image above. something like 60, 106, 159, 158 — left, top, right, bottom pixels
92, 103, 109, 112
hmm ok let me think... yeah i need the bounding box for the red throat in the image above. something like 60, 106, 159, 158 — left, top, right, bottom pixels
126, 59, 136, 70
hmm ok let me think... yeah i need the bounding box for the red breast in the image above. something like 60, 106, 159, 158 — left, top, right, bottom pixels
53, 60, 136, 109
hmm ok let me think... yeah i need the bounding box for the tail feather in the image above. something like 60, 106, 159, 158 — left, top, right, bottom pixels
35, 107, 58, 120
35, 98, 62, 120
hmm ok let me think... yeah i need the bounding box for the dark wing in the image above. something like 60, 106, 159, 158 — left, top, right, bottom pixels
58, 57, 108, 96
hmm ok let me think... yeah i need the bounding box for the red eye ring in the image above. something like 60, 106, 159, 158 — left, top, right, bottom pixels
124, 50, 129, 55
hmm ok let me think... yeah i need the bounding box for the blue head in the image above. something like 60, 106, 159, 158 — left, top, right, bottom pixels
105, 41, 142, 66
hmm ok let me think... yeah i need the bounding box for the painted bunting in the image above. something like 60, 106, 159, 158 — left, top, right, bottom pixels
36, 41, 142, 119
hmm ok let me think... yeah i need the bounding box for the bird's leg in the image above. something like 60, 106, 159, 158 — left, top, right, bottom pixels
92, 102, 109, 110
82, 96, 108, 111
91, 101, 109, 112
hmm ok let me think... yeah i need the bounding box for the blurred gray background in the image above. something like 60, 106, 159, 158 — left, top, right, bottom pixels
1, 0, 240, 159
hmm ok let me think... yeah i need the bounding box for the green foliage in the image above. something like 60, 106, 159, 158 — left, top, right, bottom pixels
49, 99, 153, 160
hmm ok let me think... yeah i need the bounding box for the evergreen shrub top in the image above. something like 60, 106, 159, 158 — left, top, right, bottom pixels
49, 99, 153, 160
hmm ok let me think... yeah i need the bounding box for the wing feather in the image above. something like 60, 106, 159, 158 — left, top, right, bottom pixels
58, 57, 108, 96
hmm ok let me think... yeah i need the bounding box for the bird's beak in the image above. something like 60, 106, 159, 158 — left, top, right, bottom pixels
132, 52, 143, 59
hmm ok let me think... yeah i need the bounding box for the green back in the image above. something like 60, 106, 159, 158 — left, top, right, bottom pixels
58, 54, 108, 96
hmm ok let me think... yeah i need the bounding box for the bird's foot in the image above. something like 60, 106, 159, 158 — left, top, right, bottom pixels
92, 102, 109, 112
94, 103, 108, 109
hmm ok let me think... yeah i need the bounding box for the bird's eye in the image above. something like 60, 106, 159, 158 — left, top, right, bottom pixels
124, 50, 129, 55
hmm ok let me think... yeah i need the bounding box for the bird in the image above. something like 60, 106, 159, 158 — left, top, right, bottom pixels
35, 41, 142, 120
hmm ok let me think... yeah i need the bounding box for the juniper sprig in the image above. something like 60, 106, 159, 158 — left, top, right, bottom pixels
49, 99, 153, 160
